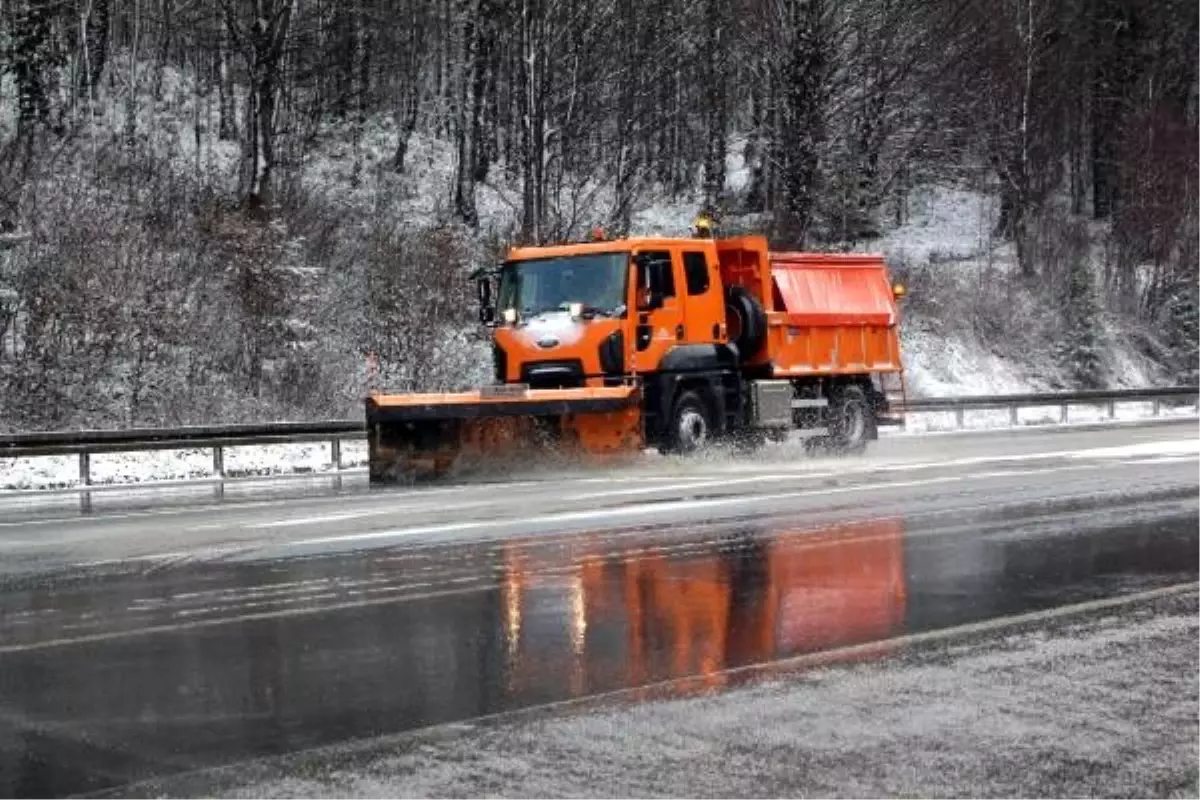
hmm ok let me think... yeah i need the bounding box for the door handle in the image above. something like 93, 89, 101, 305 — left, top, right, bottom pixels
675, 324, 684, 340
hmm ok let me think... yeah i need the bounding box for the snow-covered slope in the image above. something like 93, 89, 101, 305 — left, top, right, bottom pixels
857, 184, 1165, 397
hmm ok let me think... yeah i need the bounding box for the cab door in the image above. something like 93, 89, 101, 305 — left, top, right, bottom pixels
679, 247, 725, 344
630, 248, 686, 372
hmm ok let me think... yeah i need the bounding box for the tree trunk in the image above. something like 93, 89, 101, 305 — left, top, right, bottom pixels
701, 0, 727, 212
453, 0, 480, 226
775, 0, 828, 248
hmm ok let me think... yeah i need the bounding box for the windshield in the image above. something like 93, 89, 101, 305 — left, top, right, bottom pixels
498, 252, 629, 319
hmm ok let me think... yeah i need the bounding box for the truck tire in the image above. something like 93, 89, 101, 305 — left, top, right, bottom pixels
828, 384, 874, 455
664, 389, 714, 454
725, 286, 767, 359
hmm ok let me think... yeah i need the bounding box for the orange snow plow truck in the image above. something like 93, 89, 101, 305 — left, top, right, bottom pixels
366, 233, 907, 482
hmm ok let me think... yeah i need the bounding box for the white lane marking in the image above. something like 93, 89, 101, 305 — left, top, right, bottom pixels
259, 473, 844, 523
716, 438, 1200, 478
247, 497, 518, 530
290, 463, 1115, 549
1116, 456, 1199, 465
70, 547, 245, 568
1071, 439, 1200, 459
3, 431, 1193, 530
0, 479, 561, 529
19, 452, 1194, 571
250, 509, 404, 529
566, 473, 839, 501
0, 500, 282, 529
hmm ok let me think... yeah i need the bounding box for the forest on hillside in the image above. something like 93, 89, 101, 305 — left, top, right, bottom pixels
0, 0, 1196, 430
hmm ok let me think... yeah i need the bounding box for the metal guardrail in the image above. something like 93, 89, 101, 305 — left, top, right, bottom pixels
0, 386, 1195, 509
899, 386, 1199, 428
0, 419, 365, 456
0, 421, 366, 510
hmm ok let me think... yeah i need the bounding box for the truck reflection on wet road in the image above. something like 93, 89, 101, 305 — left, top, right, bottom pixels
1, 506, 1196, 797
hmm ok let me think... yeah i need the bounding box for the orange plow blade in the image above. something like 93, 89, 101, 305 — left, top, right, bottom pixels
365, 385, 644, 483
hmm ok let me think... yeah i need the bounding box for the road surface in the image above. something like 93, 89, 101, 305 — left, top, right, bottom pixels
0, 420, 1196, 797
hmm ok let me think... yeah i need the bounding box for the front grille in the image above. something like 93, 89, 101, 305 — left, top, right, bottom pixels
520, 359, 585, 389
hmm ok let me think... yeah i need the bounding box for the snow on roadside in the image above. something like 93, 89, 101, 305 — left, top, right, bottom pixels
858, 183, 1171, 398
0, 441, 368, 491
900, 325, 1040, 397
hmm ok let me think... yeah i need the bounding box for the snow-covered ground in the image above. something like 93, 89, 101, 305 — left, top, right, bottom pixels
863, 183, 1167, 398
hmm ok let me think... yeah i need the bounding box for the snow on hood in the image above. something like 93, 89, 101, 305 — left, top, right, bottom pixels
515, 311, 588, 348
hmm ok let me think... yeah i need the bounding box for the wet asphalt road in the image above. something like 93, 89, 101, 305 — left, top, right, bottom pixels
0, 421, 1196, 797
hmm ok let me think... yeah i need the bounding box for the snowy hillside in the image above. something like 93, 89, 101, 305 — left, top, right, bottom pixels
864, 185, 1169, 396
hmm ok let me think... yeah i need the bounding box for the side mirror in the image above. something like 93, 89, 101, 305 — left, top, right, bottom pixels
476, 276, 496, 325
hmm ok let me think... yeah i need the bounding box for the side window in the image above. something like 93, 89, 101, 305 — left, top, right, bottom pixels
638, 250, 676, 298
683, 251, 710, 295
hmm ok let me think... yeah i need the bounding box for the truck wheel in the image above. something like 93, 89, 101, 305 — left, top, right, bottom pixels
664, 389, 713, 454
828, 384, 874, 455
725, 286, 767, 358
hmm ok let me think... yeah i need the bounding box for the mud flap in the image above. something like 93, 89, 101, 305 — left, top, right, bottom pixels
366, 386, 644, 483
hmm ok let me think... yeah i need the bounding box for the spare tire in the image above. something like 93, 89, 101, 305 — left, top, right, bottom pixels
725, 285, 767, 358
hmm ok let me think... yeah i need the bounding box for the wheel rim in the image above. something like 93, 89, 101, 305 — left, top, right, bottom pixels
843, 401, 866, 443
677, 408, 708, 450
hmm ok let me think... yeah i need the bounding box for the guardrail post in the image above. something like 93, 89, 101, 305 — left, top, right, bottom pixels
954, 407, 965, 428
331, 438, 343, 491
1060, 403, 1069, 424
1153, 398, 1162, 416
79, 452, 92, 514
1009, 405, 1019, 426
1107, 400, 1116, 419
212, 445, 225, 500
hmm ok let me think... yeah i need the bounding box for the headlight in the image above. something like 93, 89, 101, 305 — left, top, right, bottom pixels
503, 308, 518, 323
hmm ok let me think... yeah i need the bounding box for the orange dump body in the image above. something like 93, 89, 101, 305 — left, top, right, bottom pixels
717, 236, 903, 378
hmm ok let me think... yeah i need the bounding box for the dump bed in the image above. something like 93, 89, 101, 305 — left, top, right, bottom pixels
769, 253, 898, 328
715, 237, 903, 377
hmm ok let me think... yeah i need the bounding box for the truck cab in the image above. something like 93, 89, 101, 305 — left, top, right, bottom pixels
487, 238, 728, 389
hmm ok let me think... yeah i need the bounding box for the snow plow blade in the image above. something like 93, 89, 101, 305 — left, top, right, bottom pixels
366, 385, 644, 483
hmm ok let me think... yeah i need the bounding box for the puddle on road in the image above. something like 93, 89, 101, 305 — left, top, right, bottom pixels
1, 508, 1197, 797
